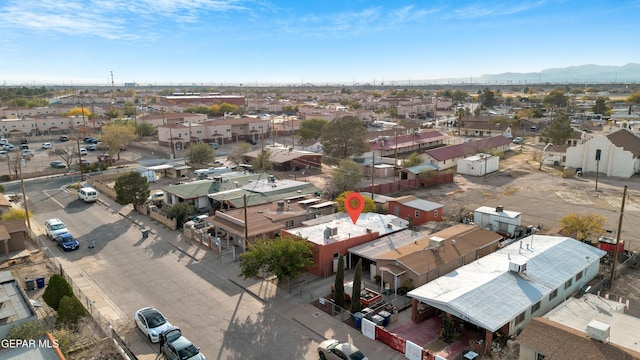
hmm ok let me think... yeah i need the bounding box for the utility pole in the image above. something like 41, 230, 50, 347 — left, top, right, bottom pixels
243, 194, 249, 254
608, 185, 627, 289
370, 152, 375, 199
18, 153, 31, 230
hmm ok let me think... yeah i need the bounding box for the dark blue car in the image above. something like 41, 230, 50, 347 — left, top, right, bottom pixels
57, 233, 79, 251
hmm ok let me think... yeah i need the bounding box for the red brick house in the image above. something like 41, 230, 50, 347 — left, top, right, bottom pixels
388, 196, 443, 226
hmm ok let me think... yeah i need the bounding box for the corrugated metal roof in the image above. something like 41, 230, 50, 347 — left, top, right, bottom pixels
408, 235, 606, 332
348, 229, 428, 261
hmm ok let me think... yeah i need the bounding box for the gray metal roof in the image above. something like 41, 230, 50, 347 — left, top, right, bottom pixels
407, 235, 606, 332
348, 229, 429, 261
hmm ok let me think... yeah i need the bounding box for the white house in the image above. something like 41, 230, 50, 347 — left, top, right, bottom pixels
408, 235, 606, 355
457, 153, 499, 176
473, 205, 522, 238
565, 128, 640, 178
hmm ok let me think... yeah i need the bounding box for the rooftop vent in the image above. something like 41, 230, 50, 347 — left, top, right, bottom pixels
277, 200, 285, 210
496, 205, 504, 212
268, 174, 275, 183
328, 226, 338, 236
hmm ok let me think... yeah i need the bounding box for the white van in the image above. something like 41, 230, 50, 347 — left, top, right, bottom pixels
78, 187, 99, 203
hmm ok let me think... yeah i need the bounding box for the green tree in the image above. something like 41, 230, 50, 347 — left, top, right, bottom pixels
298, 118, 328, 140
543, 89, 568, 108
402, 152, 423, 168
186, 142, 216, 166
253, 149, 272, 173
165, 202, 195, 227
335, 191, 376, 213
239, 236, 314, 292
219, 102, 240, 115
101, 122, 136, 159
42, 274, 73, 311
321, 116, 368, 160
334, 254, 345, 309
350, 259, 363, 314
330, 159, 362, 197
592, 97, 609, 114
479, 88, 496, 108
559, 213, 606, 243
136, 122, 156, 137
56, 295, 88, 327
123, 102, 136, 116
104, 108, 120, 119
114, 172, 150, 209
451, 89, 469, 103
541, 113, 573, 146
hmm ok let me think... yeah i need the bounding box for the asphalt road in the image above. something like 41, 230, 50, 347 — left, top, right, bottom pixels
5, 177, 326, 360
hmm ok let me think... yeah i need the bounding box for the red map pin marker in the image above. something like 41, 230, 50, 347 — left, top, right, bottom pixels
345, 192, 365, 224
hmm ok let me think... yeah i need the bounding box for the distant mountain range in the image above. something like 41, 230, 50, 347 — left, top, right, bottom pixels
469, 63, 640, 84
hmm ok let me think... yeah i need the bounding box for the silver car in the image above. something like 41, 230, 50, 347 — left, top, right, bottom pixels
318, 339, 368, 360
161, 328, 206, 360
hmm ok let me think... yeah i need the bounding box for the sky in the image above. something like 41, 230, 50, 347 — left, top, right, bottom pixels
0, 0, 638, 86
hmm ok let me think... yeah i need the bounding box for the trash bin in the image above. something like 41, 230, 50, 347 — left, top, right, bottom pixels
36, 277, 45, 289
361, 307, 373, 320
353, 312, 363, 329
378, 310, 391, 327
371, 314, 384, 326
25, 279, 35, 291
141, 229, 149, 239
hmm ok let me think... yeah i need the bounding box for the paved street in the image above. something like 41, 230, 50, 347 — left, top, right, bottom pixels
6, 177, 401, 360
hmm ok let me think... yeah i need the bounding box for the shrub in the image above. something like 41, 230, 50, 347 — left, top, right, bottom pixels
42, 274, 73, 311
56, 295, 88, 327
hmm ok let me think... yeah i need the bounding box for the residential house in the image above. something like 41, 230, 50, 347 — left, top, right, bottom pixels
162, 94, 246, 107
408, 235, 606, 354
0, 193, 11, 217
163, 172, 268, 211
368, 130, 447, 157
0, 271, 38, 339
518, 294, 640, 360
397, 164, 439, 181
473, 205, 522, 239
371, 224, 502, 296
541, 144, 569, 166
387, 195, 443, 226
421, 136, 512, 170
459, 119, 511, 138
284, 212, 408, 277
243, 146, 321, 172
208, 176, 321, 210
209, 196, 336, 250
566, 128, 640, 178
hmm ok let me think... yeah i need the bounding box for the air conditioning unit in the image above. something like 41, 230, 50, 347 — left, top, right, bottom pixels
429, 236, 445, 249
509, 260, 527, 274
328, 226, 338, 236
586, 320, 610, 343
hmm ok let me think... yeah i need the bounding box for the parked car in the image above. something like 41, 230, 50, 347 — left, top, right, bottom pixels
78, 159, 91, 166
184, 214, 209, 229
134, 307, 173, 343
97, 153, 113, 163
78, 148, 88, 156
4, 144, 16, 151
59, 135, 68, 142
318, 339, 367, 360
41, 142, 53, 149
45, 218, 68, 240
147, 191, 164, 205
160, 327, 206, 360
50, 161, 66, 169
512, 137, 524, 144
87, 144, 97, 151
57, 233, 79, 251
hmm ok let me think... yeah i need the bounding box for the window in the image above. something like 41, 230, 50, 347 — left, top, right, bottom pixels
565, 279, 572, 290
415, 210, 420, 218
536, 353, 546, 360
532, 301, 541, 314
285, 220, 294, 229
549, 289, 558, 301
515, 311, 525, 325
576, 271, 583, 281
434, 209, 439, 218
